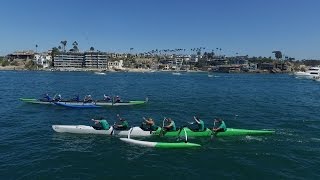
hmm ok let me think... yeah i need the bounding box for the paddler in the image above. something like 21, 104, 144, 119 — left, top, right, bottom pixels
114, 114, 129, 130
212, 118, 227, 133
163, 118, 176, 131
141, 117, 159, 131
84, 94, 93, 102
103, 94, 111, 102
72, 95, 80, 102
91, 117, 110, 130
193, 116, 205, 131
54, 94, 62, 101
114, 95, 121, 103
44, 93, 52, 101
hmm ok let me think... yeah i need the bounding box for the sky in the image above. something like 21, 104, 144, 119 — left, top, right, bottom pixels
0, 0, 319, 59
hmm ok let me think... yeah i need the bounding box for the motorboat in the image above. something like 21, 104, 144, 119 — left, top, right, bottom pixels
294, 67, 320, 79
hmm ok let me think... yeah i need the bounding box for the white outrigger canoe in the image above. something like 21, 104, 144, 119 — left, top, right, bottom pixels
52, 125, 155, 137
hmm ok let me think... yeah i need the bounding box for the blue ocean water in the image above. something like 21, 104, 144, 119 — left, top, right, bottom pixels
0, 71, 319, 179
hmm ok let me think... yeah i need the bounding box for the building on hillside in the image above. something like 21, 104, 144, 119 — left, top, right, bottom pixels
53, 53, 84, 68
7, 50, 35, 60
108, 60, 123, 69
84, 52, 108, 69
53, 52, 108, 68
216, 65, 241, 73
110, 53, 127, 59
189, 54, 199, 63
207, 56, 227, 66
258, 63, 274, 71
34, 53, 51, 68
228, 56, 249, 65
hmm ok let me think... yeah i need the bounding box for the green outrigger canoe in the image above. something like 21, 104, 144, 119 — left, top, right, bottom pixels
19, 98, 148, 106
152, 127, 274, 137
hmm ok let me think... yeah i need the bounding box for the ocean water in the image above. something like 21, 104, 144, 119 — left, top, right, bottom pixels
0, 71, 319, 179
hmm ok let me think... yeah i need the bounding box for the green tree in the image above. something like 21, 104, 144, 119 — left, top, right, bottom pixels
24, 60, 37, 70
60, 40, 67, 52
51, 47, 60, 67
272, 51, 282, 60
1, 60, 10, 67
72, 41, 79, 52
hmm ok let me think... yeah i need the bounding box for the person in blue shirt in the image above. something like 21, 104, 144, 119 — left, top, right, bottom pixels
44, 94, 52, 101
212, 118, 227, 133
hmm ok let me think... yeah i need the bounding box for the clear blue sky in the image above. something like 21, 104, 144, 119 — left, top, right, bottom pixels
1, 0, 319, 59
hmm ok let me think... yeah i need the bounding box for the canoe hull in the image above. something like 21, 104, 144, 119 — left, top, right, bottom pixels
154, 128, 213, 137
153, 127, 274, 137
54, 102, 101, 108
52, 125, 154, 137
52, 125, 274, 137
95, 100, 147, 106
20, 98, 53, 105
214, 128, 275, 137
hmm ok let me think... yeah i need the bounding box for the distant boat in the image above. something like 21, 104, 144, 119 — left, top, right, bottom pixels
94, 72, 106, 75
172, 72, 181, 75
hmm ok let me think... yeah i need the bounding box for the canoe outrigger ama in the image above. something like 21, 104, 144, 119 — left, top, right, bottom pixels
120, 128, 201, 149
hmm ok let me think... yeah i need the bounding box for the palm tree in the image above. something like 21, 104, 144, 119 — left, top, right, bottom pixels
35, 44, 38, 53
90, 46, 94, 52
272, 51, 282, 60
72, 41, 79, 52
58, 46, 62, 52
60, 41, 67, 52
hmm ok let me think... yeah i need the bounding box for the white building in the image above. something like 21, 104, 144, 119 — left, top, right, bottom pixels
108, 60, 123, 69
34, 53, 51, 68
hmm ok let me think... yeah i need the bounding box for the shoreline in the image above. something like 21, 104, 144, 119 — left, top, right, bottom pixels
0, 66, 206, 73
0, 66, 292, 74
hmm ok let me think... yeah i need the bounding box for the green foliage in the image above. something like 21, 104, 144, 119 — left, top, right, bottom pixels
51, 47, 60, 67
10, 61, 19, 66
24, 60, 37, 70
272, 51, 282, 59
60, 40, 67, 52
301, 60, 320, 67
248, 56, 273, 63
1, 60, 10, 67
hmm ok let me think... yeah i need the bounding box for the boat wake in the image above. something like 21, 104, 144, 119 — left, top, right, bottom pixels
126, 147, 153, 161
242, 136, 264, 142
